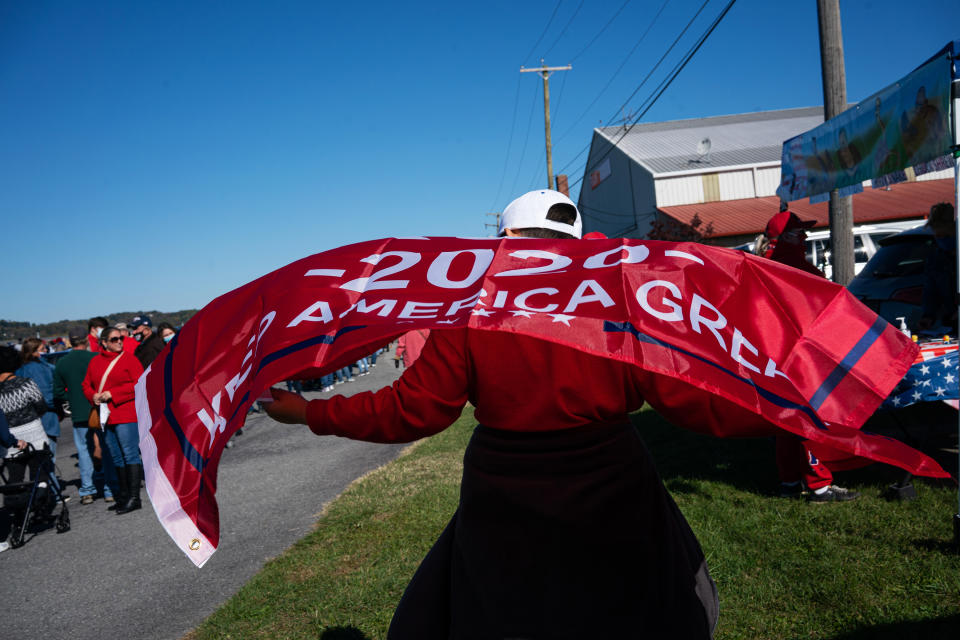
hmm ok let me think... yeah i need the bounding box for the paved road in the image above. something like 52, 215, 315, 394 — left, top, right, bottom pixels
0, 358, 406, 640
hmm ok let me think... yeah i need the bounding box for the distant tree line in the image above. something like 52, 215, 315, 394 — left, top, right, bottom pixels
1, 310, 198, 342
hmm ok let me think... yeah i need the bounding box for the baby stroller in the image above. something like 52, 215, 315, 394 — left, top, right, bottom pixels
0, 444, 70, 548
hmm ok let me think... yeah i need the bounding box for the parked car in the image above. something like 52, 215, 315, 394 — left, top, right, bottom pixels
846, 224, 935, 331
733, 220, 922, 278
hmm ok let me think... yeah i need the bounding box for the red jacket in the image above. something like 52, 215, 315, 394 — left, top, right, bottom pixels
83, 350, 144, 425
87, 333, 102, 353
307, 329, 771, 443
122, 336, 139, 354
395, 329, 430, 368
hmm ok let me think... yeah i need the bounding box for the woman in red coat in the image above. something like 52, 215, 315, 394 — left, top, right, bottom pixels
84, 326, 145, 514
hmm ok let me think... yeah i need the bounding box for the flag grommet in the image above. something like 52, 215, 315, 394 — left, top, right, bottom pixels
189, 538, 201, 551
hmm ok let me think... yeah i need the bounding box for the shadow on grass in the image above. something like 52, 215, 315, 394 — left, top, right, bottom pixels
820, 613, 960, 639
632, 409, 780, 497
912, 537, 960, 554
632, 401, 958, 499
320, 626, 372, 640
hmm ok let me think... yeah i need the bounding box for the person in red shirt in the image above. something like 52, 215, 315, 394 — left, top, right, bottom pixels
266, 190, 719, 639
114, 322, 140, 354
83, 326, 145, 514
758, 206, 823, 276
759, 206, 860, 503
395, 329, 430, 368
86, 316, 108, 353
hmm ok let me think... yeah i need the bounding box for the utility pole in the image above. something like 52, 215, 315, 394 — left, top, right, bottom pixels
817, 0, 854, 285
521, 59, 571, 191
485, 212, 502, 237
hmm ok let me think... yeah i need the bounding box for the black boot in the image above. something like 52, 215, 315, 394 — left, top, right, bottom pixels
109, 465, 128, 512
116, 464, 142, 514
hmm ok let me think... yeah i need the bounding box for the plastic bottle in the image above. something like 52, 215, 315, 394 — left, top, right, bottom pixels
896, 317, 910, 338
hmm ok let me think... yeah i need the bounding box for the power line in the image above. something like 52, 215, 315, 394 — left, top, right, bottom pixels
555, 0, 708, 176
552, 67, 570, 127
580, 204, 634, 221
542, 0, 585, 60
484, 212, 503, 236
601, 0, 710, 128
569, 0, 738, 191
514, 0, 639, 194
554, 0, 673, 145
520, 0, 563, 65
489, 75, 523, 212
507, 80, 542, 199
568, 0, 634, 63
491, 0, 567, 212
555, 141, 592, 178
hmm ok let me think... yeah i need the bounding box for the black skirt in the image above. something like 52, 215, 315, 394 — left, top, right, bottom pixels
388, 422, 719, 640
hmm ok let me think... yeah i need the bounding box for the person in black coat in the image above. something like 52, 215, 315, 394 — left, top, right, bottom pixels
131, 315, 166, 368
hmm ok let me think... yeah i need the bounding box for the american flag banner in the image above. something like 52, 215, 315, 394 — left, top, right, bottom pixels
134, 237, 949, 567
882, 344, 959, 409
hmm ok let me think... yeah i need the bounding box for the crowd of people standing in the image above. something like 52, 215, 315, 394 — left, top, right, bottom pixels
0, 315, 180, 550
284, 331, 427, 395
2, 315, 419, 550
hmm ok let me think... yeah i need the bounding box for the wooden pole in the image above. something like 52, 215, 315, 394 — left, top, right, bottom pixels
521, 60, 571, 191
542, 68, 553, 190
817, 0, 854, 284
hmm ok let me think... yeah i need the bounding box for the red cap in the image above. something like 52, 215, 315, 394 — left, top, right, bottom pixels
765, 210, 816, 237
582, 231, 608, 240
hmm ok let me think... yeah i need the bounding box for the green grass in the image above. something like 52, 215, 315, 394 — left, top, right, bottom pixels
188, 407, 960, 639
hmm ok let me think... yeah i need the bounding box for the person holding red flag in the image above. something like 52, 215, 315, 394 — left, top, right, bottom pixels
758, 204, 860, 503
266, 189, 721, 639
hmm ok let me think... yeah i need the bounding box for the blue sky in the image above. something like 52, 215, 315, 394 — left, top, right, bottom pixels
2, 0, 955, 324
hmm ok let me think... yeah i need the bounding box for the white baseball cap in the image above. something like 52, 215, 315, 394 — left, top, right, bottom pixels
499, 189, 583, 239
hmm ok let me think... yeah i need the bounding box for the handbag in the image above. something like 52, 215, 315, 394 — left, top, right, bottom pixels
91, 430, 103, 468
88, 352, 124, 429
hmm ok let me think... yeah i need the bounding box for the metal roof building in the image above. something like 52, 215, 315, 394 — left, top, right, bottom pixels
576, 106, 953, 243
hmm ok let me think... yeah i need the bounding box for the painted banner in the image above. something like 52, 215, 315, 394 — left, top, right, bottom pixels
135, 237, 949, 567
777, 46, 953, 203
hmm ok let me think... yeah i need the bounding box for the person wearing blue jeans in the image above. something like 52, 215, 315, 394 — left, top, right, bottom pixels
72, 424, 116, 501
356, 357, 369, 376
84, 326, 145, 514
320, 373, 335, 392
103, 422, 141, 508
54, 335, 115, 504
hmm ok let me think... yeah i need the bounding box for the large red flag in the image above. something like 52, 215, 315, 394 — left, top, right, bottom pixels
135, 237, 948, 567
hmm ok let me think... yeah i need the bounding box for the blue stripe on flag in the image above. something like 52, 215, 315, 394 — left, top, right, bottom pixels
256, 325, 366, 372
228, 391, 250, 423
161, 334, 207, 477
163, 326, 374, 504
603, 321, 828, 429
809, 316, 887, 410
159, 324, 369, 474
